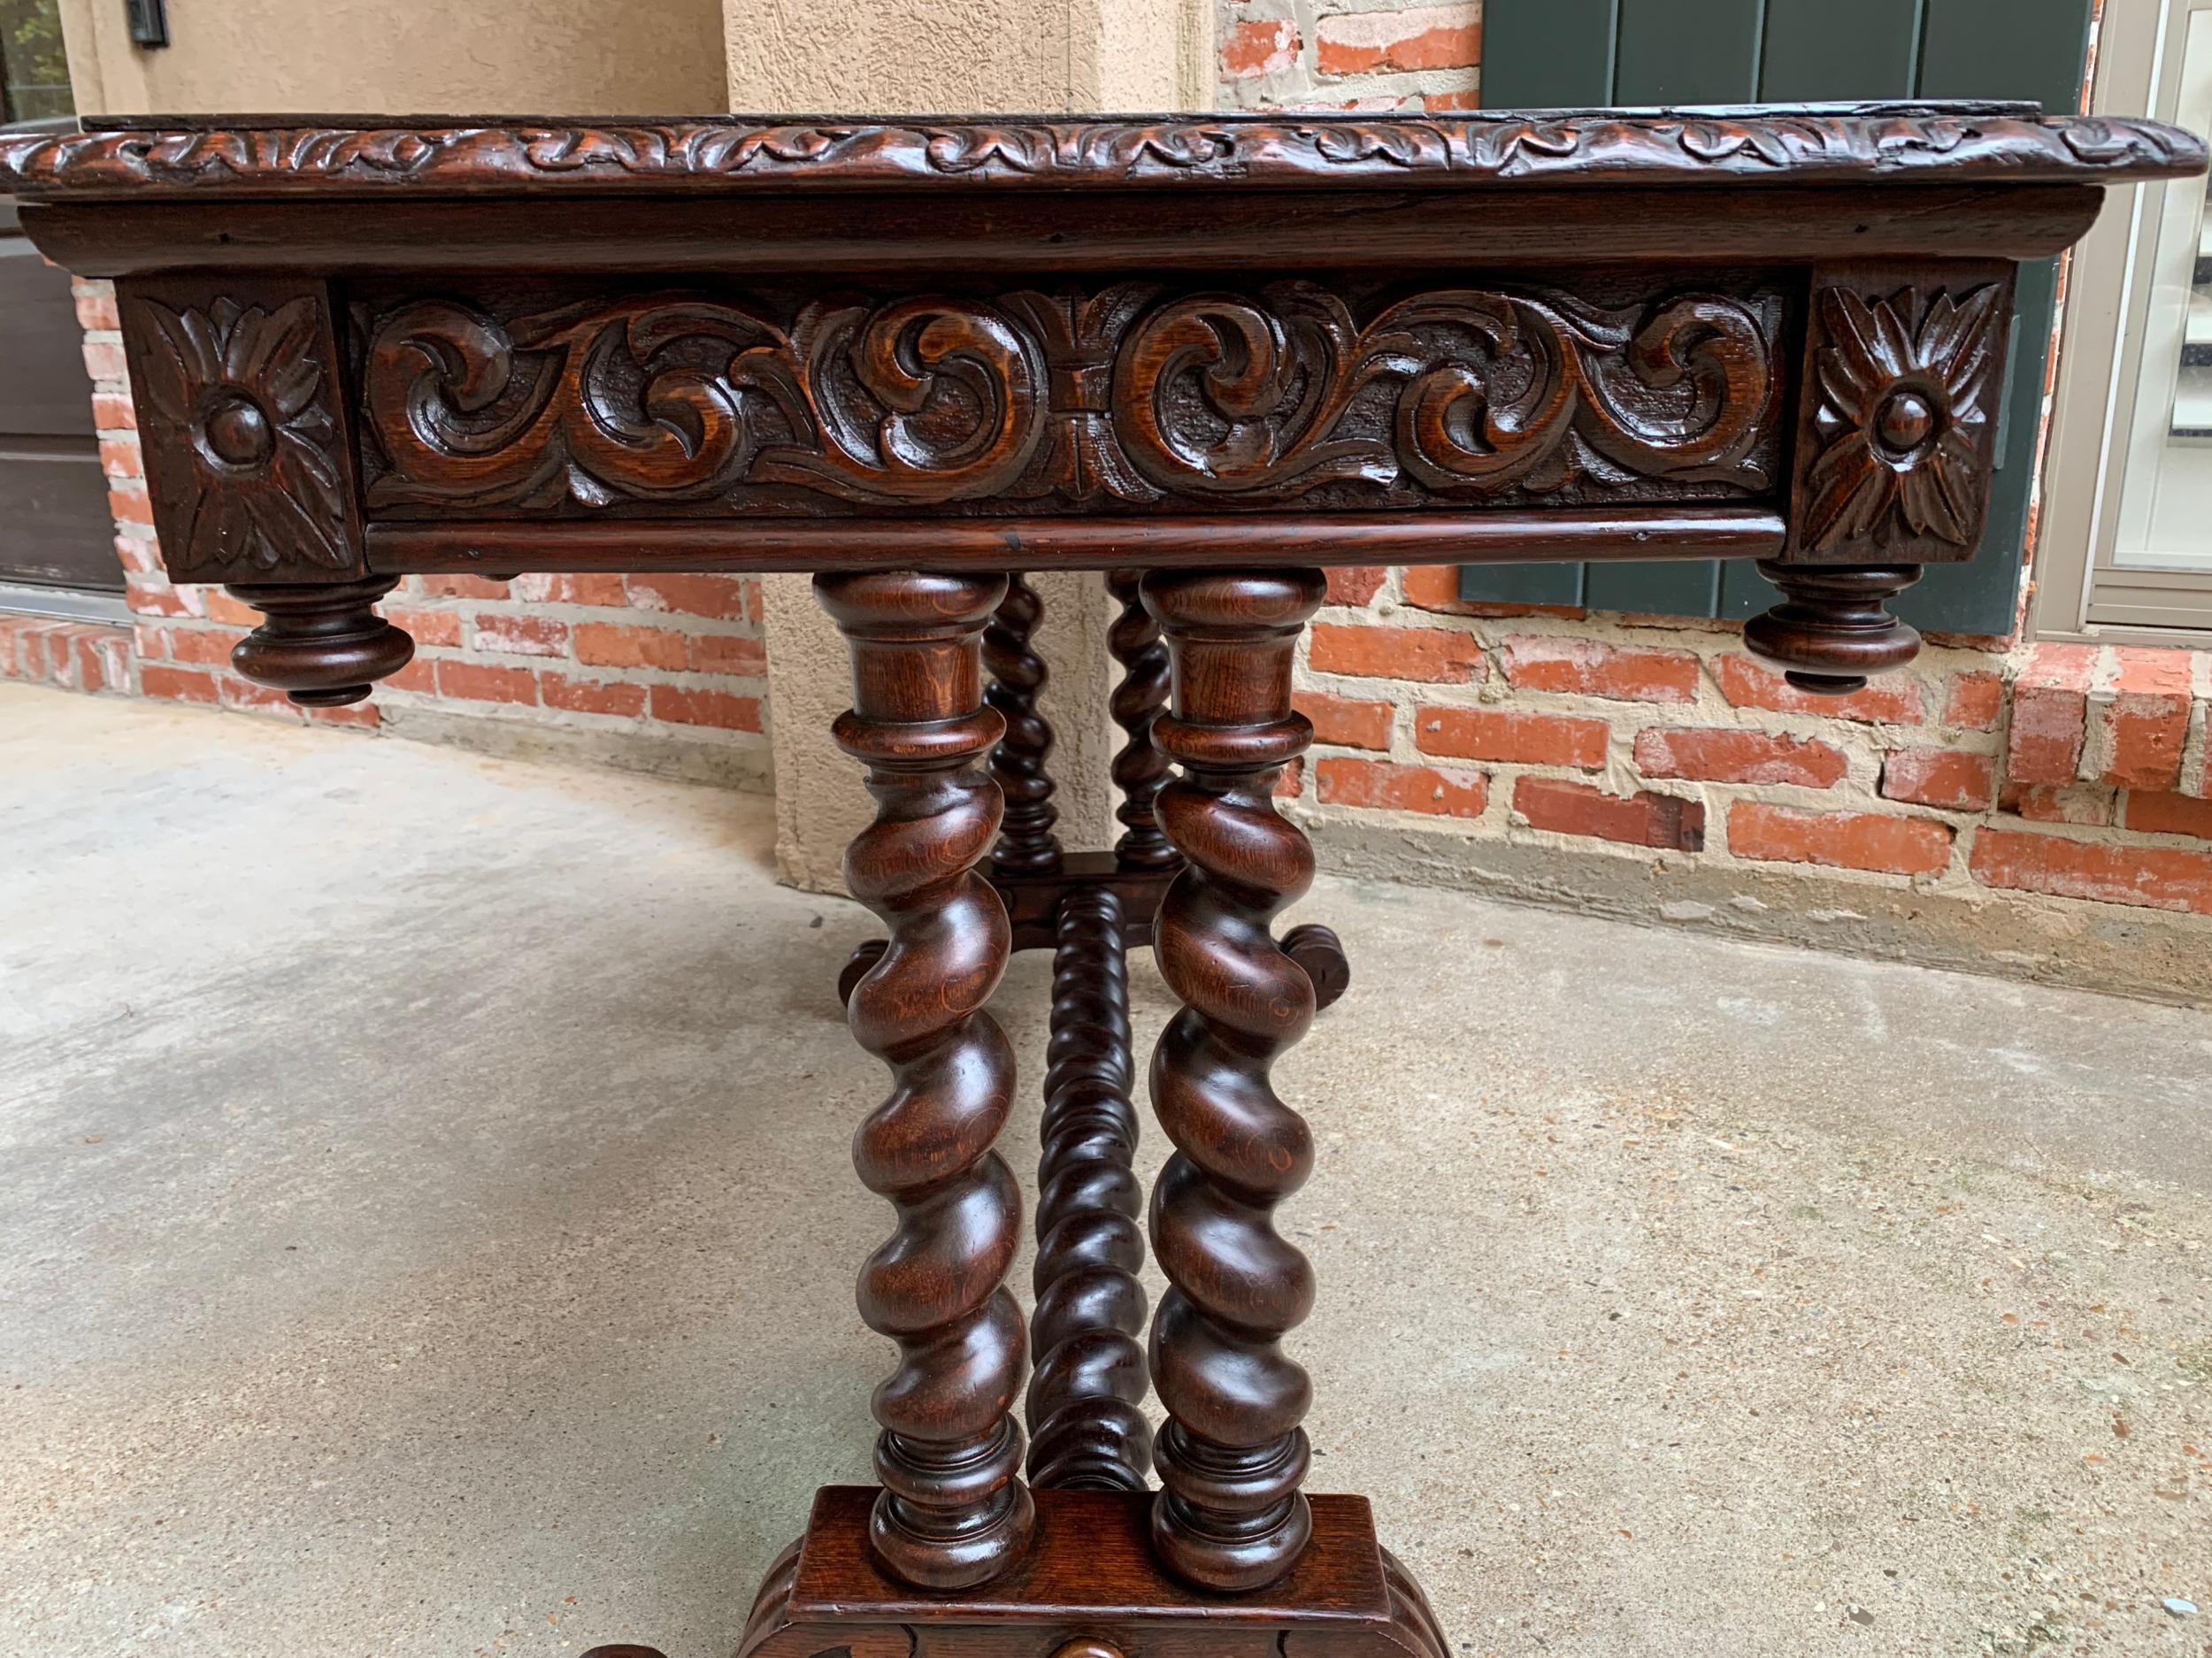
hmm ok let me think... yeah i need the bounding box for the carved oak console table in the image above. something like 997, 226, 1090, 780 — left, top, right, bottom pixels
4, 104, 2198, 1658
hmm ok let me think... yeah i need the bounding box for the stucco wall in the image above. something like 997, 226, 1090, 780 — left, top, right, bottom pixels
57, 0, 726, 115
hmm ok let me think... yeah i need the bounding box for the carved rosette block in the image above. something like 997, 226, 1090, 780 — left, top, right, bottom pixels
1026, 887, 1151, 1493
127, 287, 363, 581
1106, 569, 1178, 871
227, 576, 415, 706
1796, 280, 2007, 563
987, 573, 1063, 874
1755, 276, 2006, 693
1140, 567, 1326, 1593
817, 570, 1037, 1591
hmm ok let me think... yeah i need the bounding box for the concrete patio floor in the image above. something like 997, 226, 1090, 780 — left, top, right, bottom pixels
2, 683, 2208, 1658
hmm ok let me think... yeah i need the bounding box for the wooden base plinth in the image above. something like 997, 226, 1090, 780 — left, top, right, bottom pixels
641, 1486, 1447, 1658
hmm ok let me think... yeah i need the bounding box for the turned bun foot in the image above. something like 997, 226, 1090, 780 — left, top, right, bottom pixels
1742, 562, 1921, 696
1283, 923, 1350, 1013
227, 576, 415, 706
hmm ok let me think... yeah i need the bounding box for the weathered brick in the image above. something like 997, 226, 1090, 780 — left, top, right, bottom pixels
2098, 648, 2193, 790
2007, 642, 2096, 784
97, 433, 142, 480
2122, 790, 2212, 841
687, 633, 770, 677
1224, 16, 1298, 77
111, 534, 160, 575
1728, 802, 1953, 876
307, 700, 381, 731
1879, 747, 1996, 811
436, 660, 539, 705
575, 621, 687, 671
415, 572, 509, 600
1324, 565, 1386, 607
541, 672, 649, 718
140, 664, 220, 705
1713, 653, 1924, 725
470, 613, 569, 658
1632, 726, 1847, 788
384, 606, 463, 649
1317, 756, 1487, 817
81, 338, 127, 384
124, 577, 196, 618
384, 656, 440, 695
202, 588, 260, 626
1997, 782, 2115, 826
1498, 635, 1701, 703
649, 684, 763, 731
165, 627, 245, 668
1970, 826, 2212, 916
218, 676, 303, 718
1274, 756, 1305, 800
107, 481, 154, 527
1417, 704, 1609, 768
625, 572, 757, 621
72, 283, 120, 331
1402, 563, 1584, 619
509, 571, 631, 606
1294, 689, 1393, 750
1310, 622, 1482, 682
91, 392, 136, 431
1944, 670, 2004, 731
1316, 4, 1479, 75
1514, 777, 1704, 849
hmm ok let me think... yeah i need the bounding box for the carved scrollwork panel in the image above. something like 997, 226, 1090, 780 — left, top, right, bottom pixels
1787, 271, 2011, 564
126, 284, 361, 578
354, 276, 1786, 520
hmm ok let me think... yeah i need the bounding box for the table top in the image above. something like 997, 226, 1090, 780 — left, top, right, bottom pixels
1, 103, 2201, 201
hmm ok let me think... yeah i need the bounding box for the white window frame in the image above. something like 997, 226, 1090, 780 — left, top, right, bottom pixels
2035, 0, 2212, 643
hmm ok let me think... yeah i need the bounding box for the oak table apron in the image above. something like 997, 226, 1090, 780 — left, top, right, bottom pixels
5, 104, 2197, 1658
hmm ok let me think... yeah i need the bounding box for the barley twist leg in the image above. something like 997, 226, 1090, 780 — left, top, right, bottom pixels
818, 569, 1036, 1591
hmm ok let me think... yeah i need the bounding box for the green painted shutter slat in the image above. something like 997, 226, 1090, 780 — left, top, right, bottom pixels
1613, 0, 1763, 104
1584, 559, 1722, 615
1479, 0, 1619, 105
1464, 0, 2086, 637
1457, 564, 1586, 607
1911, 0, 2091, 634
1758, 0, 1922, 102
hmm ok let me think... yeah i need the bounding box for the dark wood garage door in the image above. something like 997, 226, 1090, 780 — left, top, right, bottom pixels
0, 188, 119, 600
3, 1, 121, 608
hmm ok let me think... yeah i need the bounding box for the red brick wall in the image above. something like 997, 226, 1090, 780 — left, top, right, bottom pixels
1217, 8, 2212, 929
0, 277, 772, 788
1286, 568, 2212, 921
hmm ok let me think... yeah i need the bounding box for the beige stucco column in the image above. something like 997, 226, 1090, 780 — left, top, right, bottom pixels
726, 0, 1215, 892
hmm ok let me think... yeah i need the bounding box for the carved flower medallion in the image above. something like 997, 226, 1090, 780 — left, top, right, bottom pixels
135, 295, 352, 571
1804, 283, 2001, 553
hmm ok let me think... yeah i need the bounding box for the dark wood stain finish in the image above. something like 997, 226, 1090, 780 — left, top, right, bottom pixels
1143, 567, 1327, 1592
12, 105, 2196, 1652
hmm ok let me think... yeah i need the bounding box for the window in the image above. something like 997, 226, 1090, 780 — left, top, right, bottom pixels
2038, 0, 2212, 641
0, 0, 74, 125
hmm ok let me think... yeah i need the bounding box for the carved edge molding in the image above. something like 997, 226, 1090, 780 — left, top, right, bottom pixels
1785, 267, 2012, 564
3, 111, 2201, 198
124, 282, 364, 579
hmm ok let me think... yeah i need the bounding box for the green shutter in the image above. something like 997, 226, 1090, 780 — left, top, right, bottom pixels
1464, 0, 2088, 635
